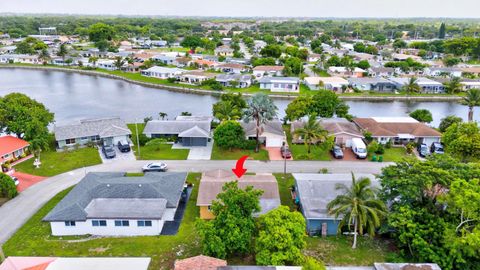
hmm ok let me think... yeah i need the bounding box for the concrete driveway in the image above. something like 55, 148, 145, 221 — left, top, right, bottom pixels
266, 147, 293, 161
98, 147, 136, 163
173, 140, 213, 160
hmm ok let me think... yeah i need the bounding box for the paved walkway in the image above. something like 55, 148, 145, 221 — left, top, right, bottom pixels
173, 141, 213, 160
0, 159, 391, 245
12, 172, 47, 192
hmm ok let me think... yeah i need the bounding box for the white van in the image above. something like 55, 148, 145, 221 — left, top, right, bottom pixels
351, 138, 367, 159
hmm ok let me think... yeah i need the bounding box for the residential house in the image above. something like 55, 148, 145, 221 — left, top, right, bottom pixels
368, 67, 395, 77
214, 45, 234, 57
304, 77, 349, 91
197, 169, 281, 219
348, 77, 396, 92
388, 77, 445, 93
328, 66, 366, 78
425, 67, 462, 77
0, 257, 151, 270
293, 173, 377, 236
141, 66, 186, 79
259, 77, 300, 93
307, 53, 322, 62
353, 117, 442, 146
43, 172, 187, 236
391, 53, 422, 61
291, 118, 364, 147
54, 117, 131, 150
460, 66, 480, 77
225, 57, 251, 65
216, 63, 247, 74
143, 116, 212, 146
221, 38, 232, 45
460, 79, 480, 90
253, 66, 284, 79
122, 62, 143, 73
174, 255, 227, 270
216, 74, 252, 88
0, 54, 40, 64
193, 59, 220, 69
151, 40, 168, 47
240, 120, 286, 147
253, 40, 267, 53
152, 54, 177, 65
0, 136, 30, 167
97, 59, 117, 70
177, 71, 217, 85
174, 57, 191, 67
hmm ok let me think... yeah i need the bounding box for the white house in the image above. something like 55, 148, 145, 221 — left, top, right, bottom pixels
240, 120, 286, 147
97, 59, 117, 70
43, 172, 187, 236
141, 66, 186, 79
425, 67, 462, 77
304, 76, 349, 91
253, 65, 284, 79
0, 54, 40, 64
388, 77, 445, 94
461, 79, 480, 91
259, 77, 300, 92
328, 66, 366, 77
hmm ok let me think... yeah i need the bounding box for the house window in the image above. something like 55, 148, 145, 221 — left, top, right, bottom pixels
65, 221, 76, 227
65, 138, 76, 145
91, 135, 100, 142
114, 220, 129, 227
92, 220, 107, 227
80, 137, 88, 140
137, 220, 152, 227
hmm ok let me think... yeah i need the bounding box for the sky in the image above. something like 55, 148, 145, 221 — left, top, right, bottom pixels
0, 0, 479, 18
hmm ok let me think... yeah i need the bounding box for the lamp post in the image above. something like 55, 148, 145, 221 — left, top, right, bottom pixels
282, 141, 287, 176
135, 120, 141, 158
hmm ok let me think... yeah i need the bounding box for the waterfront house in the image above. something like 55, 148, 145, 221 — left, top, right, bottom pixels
216, 63, 247, 74
347, 77, 396, 92
291, 118, 364, 147
240, 120, 286, 147
460, 79, 480, 90
258, 77, 300, 93
141, 66, 186, 79
0, 136, 30, 166
54, 117, 131, 150
0, 54, 40, 64
353, 117, 442, 146
216, 74, 252, 88
143, 116, 212, 147
368, 67, 395, 77
293, 173, 377, 236
197, 169, 281, 219
304, 76, 349, 91
177, 71, 217, 85
43, 172, 187, 236
96, 59, 117, 70
252, 65, 284, 79
388, 77, 445, 94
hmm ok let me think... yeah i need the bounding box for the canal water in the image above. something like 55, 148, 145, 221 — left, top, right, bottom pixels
0, 68, 476, 127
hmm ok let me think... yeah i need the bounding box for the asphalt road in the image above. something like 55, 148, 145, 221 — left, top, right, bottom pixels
0, 160, 391, 245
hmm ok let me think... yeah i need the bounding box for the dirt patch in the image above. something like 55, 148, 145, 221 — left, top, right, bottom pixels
88, 246, 110, 253
0, 197, 9, 206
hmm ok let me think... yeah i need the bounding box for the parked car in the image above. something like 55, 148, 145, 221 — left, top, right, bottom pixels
117, 140, 131, 152
417, 143, 429, 157
9, 175, 19, 186
102, 145, 116, 159
280, 146, 292, 159
351, 138, 367, 159
331, 145, 344, 159
142, 162, 168, 172
430, 142, 444, 154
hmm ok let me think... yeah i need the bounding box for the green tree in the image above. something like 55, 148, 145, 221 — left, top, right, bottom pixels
327, 173, 386, 249
402, 77, 422, 94
88, 56, 99, 67
302, 257, 326, 270
57, 43, 68, 63
158, 112, 167, 120
180, 35, 204, 51
462, 88, 480, 122
260, 44, 282, 58
213, 93, 247, 121
38, 48, 51, 65
94, 40, 110, 51
88, 23, 116, 42
0, 93, 54, 145
252, 57, 276, 67
294, 115, 328, 154
356, 60, 370, 70
442, 122, 480, 162
443, 77, 462, 94
439, 22, 446, 39
285, 91, 349, 121
213, 121, 246, 150
243, 93, 278, 152
393, 39, 407, 49
283, 57, 304, 76
0, 173, 18, 199
409, 109, 433, 123
196, 181, 263, 258
255, 206, 306, 266
113, 56, 125, 70
15, 40, 35, 54
439, 115, 462, 133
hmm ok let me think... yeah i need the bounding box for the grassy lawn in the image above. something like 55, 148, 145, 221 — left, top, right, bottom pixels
305, 236, 401, 266
284, 125, 331, 161
14, 147, 102, 177
3, 173, 203, 270
127, 124, 189, 160
273, 173, 296, 210
210, 143, 269, 160
368, 147, 412, 162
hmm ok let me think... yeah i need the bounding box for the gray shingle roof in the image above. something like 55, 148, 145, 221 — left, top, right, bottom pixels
216, 74, 252, 83
258, 77, 300, 83
240, 120, 284, 137
178, 126, 211, 138
54, 117, 131, 141
84, 198, 167, 219
43, 172, 187, 221
143, 120, 211, 137
293, 173, 377, 220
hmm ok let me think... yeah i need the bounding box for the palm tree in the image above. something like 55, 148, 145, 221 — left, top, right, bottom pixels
294, 115, 328, 154
243, 93, 278, 152
38, 48, 50, 65
402, 77, 421, 94
214, 100, 242, 121
327, 173, 387, 249
113, 56, 125, 70
88, 56, 99, 67
444, 77, 462, 94
158, 112, 168, 120
57, 43, 68, 65
462, 88, 480, 122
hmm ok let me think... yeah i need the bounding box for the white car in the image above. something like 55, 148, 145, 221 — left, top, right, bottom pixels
142, 162, 168, 172
10, 176, 19, 186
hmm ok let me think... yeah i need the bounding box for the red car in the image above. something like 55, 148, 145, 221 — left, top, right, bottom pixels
280, 146, 292, 159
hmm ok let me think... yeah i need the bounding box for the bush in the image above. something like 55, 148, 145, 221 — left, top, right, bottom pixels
385, 140, 392, 149
367, 141, 380, 155
241, 140, 257, 150
213, 121, 246, 150
406, 142, 415, 154
138, 134, 151, 146
375, 144, 385, 155
363, 131, 373, 143
0, 173, 18, 199
302, 257, 326, 270
201, 78, 224, 90
167, 77, 178, 83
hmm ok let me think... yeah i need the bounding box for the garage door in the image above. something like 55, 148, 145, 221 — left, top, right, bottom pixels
266, 138, 283, 147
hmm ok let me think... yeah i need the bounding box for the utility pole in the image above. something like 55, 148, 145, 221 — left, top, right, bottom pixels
282, 141, 287, 176
135, 120, 141, 158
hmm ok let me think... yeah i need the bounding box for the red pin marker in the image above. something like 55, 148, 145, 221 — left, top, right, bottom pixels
232, 155, 249, 178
